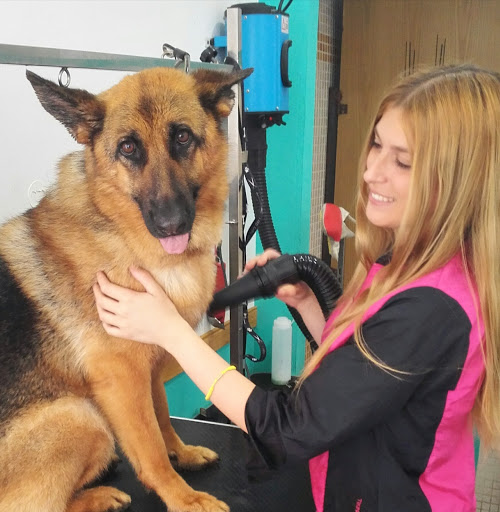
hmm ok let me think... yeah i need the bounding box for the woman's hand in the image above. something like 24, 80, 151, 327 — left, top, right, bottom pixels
245, 249, 326, 340
244, 249, 315, 311
93, 266, 190, 350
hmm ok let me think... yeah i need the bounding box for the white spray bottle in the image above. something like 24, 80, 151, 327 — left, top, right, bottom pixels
271, 316, 292, 386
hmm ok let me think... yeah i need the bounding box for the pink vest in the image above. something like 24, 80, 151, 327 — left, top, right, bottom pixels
309, 255, 484, 511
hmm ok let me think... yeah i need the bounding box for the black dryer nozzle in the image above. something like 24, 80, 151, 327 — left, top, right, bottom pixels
208, 254, 299, 313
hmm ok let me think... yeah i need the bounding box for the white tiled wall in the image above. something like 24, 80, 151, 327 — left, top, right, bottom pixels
309, 0, 334, 256
477, 448, 500, 512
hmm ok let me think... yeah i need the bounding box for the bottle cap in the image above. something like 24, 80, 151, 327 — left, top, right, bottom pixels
274, 316, 292, 329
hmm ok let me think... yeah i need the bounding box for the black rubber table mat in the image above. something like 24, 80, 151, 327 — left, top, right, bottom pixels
100, 417, 315, 511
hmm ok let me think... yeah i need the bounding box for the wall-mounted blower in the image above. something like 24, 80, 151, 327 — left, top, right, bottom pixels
205, 2, 292, 124
202, 2, 342, 367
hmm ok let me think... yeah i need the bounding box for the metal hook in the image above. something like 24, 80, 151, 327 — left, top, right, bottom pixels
58, 67, 71, 87
162, 43, 175, 59
174, 53, 190, 74
242, 304, 267, 363
183, 54, 190, 74
162, 43, 190, 73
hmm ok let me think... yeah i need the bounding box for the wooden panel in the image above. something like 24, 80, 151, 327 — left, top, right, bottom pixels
161, 307, 257, 382
442, 0, 499, 69
335, 0, 407, 283
403, 0, 500, 69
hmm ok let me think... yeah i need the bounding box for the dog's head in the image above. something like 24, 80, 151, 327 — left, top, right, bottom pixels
26, 66, 251, 256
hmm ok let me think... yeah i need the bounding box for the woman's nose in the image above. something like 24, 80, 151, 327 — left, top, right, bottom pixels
364, 149, 388, 183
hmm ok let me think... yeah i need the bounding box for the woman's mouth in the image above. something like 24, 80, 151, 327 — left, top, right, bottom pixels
369, 191, 395, 204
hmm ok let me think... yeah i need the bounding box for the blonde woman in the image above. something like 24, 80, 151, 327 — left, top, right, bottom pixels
94, 65, 500, 512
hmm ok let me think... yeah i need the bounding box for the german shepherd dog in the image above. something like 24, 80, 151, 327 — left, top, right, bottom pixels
0, 65, 250, 512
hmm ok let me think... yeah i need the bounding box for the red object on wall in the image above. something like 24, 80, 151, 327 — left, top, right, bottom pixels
211, 248, 227, 325
322, 203, 343, 242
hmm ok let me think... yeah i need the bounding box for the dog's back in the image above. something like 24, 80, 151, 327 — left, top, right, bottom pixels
0, 207, 122, 512
0, 251, 58, 431
0, 155, 110, 434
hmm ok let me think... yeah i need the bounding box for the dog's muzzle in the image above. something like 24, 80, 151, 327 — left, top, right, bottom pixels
138, 196, 195, 255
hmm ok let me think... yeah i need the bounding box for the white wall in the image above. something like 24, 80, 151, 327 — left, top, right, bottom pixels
0, 0, 255, 334
0, 0, 247, 220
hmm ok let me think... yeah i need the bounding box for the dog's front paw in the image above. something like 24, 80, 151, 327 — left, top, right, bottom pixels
169, 444, 220, 471
67, 486, 131, 512
167, 489, 229, 512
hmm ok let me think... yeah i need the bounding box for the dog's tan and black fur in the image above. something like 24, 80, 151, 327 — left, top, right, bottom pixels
0, 65, 250, 512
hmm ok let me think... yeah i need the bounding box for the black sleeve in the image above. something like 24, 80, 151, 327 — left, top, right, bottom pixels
244, 286, 471, 469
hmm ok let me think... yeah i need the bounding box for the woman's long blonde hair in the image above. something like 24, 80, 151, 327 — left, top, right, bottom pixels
301, 64, 500, 447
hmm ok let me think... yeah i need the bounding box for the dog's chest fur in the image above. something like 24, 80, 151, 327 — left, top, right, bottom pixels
0, 169, 215, 396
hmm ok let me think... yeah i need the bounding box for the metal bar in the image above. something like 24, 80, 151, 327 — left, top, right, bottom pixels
226, 6, 245, 374
0, 43, 230, 72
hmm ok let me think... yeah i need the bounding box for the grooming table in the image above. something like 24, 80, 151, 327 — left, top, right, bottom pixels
102, 417, 315, 511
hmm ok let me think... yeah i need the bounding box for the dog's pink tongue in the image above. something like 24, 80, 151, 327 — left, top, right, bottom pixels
159, 233, 189, 254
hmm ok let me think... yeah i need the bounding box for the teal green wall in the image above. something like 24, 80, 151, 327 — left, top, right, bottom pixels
166, 344, 230, 418
166, 0, 320, 417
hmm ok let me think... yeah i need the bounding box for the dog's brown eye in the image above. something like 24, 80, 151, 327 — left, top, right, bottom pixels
119, 140, 136, 156
176, 129, 191, 145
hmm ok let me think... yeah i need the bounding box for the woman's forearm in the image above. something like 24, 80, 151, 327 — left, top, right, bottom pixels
295, 295, 327, 342
168, 322, 256, 432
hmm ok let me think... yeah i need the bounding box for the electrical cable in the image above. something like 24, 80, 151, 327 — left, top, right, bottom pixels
281, 0, 294, 13
241, 165, 268, 363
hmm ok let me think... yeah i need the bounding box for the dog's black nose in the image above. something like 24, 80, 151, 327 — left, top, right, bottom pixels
146, 197, 195, 238
152, 212, 188, 236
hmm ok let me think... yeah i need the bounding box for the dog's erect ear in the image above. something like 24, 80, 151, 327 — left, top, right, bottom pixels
26, 70, 105, 144
192, 68, 253, 119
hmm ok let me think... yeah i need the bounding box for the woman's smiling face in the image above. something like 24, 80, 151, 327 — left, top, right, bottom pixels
364, 107, 412, 231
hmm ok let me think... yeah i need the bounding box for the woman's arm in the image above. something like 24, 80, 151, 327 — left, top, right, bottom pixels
159, 322, 256, 432
286, 288, 326, 342
93, 252, 325, 432
93, 267, 255, 432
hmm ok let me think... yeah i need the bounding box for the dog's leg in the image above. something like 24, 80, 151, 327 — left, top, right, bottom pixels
66, 487, 130, 512
151, 367, 220, 470
153, 379, 219, 470
88, 352, 229, 512
0, 397, 130, 512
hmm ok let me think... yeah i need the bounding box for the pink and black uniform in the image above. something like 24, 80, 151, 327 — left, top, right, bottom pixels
244, 253, 484, 511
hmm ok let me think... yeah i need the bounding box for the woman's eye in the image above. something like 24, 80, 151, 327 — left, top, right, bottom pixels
119, 140, 136, 156
396, 160, 412, 170
176, 129, 191, 145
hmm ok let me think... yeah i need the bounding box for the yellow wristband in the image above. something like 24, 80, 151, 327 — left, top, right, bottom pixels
205, 365, 236, 401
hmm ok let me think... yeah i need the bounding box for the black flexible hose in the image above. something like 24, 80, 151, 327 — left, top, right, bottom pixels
291, 254, 342, 320
248, 165, 317, 344
210, 253, 341, 322
243, 116, 342, 350
248, 165, 280, 251
246, 116, 281, 253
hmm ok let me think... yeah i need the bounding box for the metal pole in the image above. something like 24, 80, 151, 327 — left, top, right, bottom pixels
226, 6, 245, 373
321, 0, 344, 264
0, 43, 230, 72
